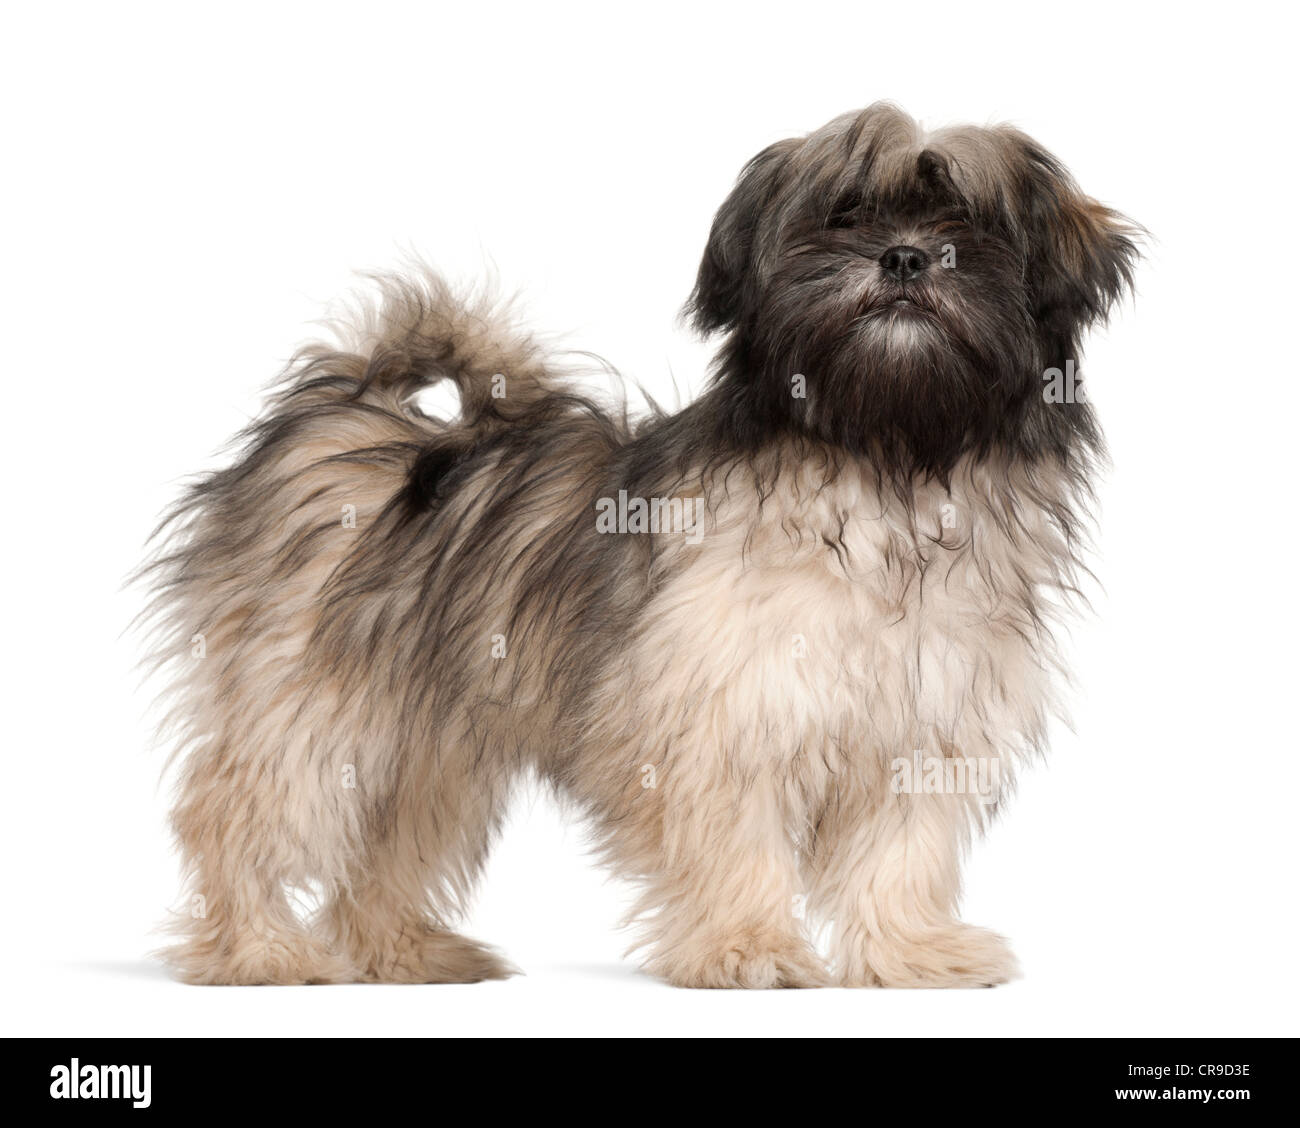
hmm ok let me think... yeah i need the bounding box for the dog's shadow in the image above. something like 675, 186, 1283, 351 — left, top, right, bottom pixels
77, 959, 651, 986
78, 960, 172, 982
538, 962, 651, 984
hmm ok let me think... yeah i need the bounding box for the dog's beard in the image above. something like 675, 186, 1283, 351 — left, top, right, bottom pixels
740, 251, 1040, 478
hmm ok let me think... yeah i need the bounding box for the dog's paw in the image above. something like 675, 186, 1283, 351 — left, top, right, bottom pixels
166, 931, 358, 986
855, 923, 1020, 988
357, 928, 516, 984
653, 929, 830, 989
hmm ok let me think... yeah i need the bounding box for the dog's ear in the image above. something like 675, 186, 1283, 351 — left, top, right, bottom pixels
687, 138, 799, 334
1009, 134, 1141, 333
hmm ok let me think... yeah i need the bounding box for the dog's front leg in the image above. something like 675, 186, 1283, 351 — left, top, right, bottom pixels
630, 757, 828, 989
810, 786, 1019, 987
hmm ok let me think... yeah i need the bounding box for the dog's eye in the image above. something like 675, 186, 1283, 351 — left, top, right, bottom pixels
826, 195, 864, 230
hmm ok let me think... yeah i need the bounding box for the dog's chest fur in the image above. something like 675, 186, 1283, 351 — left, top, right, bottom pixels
629, 455, 1077, 785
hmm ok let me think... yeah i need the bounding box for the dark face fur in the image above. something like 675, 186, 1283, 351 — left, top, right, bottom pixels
687, 103, 1139, 481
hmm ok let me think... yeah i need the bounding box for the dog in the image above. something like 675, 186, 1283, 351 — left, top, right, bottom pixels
144, 103, 1138, 987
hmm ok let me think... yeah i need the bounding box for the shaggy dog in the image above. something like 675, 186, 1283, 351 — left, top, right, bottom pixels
144, 103, 1138, 987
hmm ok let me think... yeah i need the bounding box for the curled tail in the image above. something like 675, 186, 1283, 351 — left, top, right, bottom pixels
139, 270, 572, 757
285, 269, 566, 432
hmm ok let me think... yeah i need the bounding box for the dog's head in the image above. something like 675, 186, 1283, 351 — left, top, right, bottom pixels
688, 103, 1139, 478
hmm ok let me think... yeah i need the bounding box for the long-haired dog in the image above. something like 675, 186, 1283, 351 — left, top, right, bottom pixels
144, 103, 1138, 987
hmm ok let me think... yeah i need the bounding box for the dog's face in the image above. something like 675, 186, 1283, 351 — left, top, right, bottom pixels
689, 104, 1139, 477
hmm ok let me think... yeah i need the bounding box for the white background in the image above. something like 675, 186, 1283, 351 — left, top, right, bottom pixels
3, 1, 1296, 1037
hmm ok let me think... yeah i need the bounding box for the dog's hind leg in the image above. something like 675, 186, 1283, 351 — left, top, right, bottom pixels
165, 735, 361, 985
325, 863, 513, 985
323, 742, 516, 984
165, 869, 355, 986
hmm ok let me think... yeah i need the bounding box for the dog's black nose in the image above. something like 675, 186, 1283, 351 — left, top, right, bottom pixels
879, 245, 930, 282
